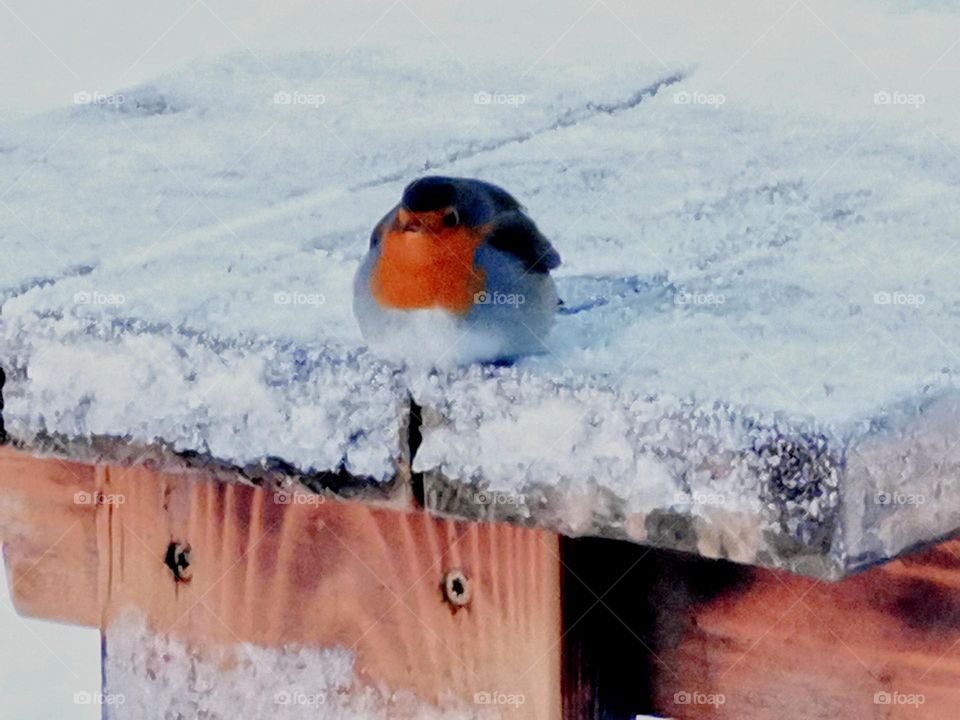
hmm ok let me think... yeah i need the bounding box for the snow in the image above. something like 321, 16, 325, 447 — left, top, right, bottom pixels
103, 607, 494, 719
0, 313, 407, 479
3, 0, 960, 572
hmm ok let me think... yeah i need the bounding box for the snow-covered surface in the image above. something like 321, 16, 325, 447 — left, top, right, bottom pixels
4, 0, 960, 575
103, 607, 495, 719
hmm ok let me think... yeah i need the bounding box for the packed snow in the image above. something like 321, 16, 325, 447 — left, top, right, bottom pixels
3, 0, 960, 571
103, 607, 497, 719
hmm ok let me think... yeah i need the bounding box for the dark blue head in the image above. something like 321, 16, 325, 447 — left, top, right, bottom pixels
400, 176, 521, 227
368, 176, 560, 275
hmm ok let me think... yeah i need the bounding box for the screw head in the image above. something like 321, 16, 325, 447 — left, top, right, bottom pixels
442, 568, 471, 607
165, 541, 192, 583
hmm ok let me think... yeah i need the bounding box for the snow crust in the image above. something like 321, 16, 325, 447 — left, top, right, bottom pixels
3, 0, 960, 567
103, 607, 494, 719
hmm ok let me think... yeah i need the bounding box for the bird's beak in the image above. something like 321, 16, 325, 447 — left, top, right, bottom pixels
396, 207, 421, 232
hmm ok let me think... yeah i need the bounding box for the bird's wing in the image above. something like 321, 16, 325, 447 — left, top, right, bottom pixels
483, 211, 561, 273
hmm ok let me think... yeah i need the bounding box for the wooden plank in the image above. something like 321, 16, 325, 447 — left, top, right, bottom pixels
10, 440, 960, 718
560, 536, 654, 720
0, 446, 562, 717
559, 533, 960, 720
560, 536, 751, 720
0, 446, 102, 627
648, 540, 960, 719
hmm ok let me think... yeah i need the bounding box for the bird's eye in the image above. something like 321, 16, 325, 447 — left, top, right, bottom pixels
442, 208, 460, 227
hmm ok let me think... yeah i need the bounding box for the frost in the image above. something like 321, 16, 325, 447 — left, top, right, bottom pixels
103, 608, 494, 719
3, 0, 960, 572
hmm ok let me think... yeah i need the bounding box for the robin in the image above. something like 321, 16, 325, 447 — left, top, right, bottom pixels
353, 176, 561, 366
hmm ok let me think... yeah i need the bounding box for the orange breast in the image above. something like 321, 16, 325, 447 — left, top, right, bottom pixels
370, 226, 486, 315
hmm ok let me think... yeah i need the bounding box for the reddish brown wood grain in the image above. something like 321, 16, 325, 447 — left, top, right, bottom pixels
0, 447, 562, 718
0, 448, 102, 626
5, 444, 960, 719
650, 540, 960, 719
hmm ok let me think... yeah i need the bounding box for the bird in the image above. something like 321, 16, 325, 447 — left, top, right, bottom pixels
353, 176, 561, 366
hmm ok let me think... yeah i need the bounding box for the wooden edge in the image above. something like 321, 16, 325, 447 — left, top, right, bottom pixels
0, 446, 102, 626
560, 533, 960, 719
0, 446, 562, 718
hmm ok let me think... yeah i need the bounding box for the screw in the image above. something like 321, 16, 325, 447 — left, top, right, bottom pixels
165, 542, 192, 583
442, 568, 471, 607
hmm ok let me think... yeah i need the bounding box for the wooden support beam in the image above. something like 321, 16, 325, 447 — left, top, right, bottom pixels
0, 448, 102, 626
6, 443, 960, 718
561, 534, 960, 719
0, 447, 562, 718
650, 538, 960, 719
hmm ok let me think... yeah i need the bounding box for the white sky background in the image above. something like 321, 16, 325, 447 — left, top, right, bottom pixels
0, 562, 100, 719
